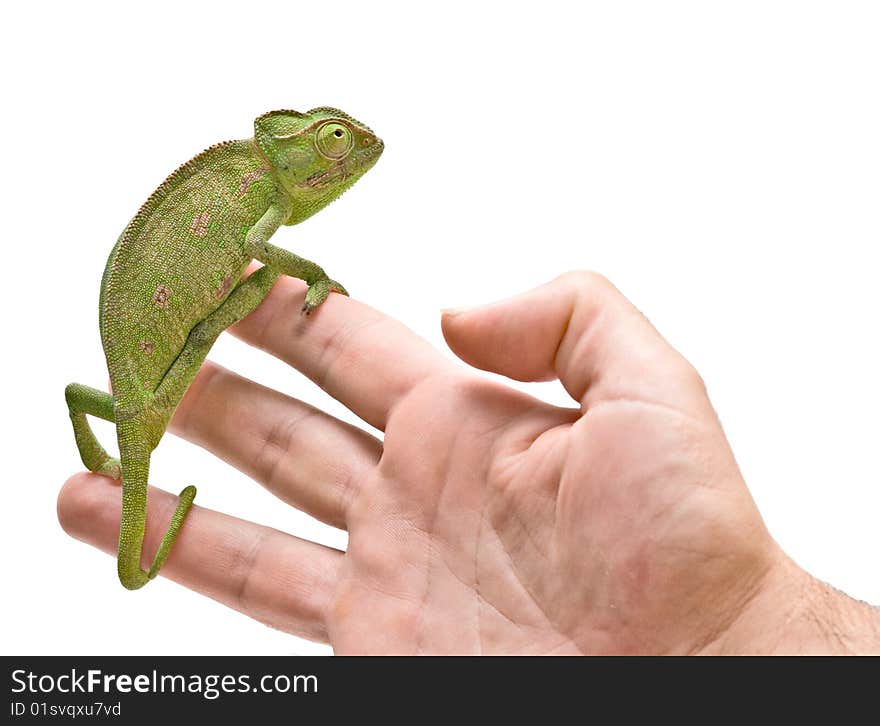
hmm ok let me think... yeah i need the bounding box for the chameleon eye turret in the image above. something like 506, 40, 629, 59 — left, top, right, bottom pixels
65, 108, 381, 589
316, 121, 354, 159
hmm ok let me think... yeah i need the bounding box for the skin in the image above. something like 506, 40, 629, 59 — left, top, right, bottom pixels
64, 108, 383, 590
59, 271, 880, 654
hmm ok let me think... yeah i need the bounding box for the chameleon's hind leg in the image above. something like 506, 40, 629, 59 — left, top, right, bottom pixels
114, 266, 281, 590
152, 265, 281, 417
115, 415, 196, 590
64, 383, 121, 479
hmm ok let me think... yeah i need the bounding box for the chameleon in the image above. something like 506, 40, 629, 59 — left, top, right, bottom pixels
65, 108, 383, 590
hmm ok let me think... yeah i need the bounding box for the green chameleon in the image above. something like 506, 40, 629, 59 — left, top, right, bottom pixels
65, 108, 383, 590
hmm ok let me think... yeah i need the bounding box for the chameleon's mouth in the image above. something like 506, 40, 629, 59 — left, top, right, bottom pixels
304, 138, 384, 189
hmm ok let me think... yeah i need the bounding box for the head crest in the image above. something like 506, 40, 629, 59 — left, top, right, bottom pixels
254, 110, 314, 165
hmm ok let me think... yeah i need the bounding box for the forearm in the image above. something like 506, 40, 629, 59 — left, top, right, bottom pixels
244, 201, 329, 285
703, 552, 880, 654
253, 242, 328, 285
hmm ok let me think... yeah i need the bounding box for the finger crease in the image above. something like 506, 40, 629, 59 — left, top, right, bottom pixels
233, 528, 271, 616
313, 314, 386, 391
256, 410, 316, 491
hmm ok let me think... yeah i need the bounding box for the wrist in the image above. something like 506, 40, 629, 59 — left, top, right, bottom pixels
701, 548, 880, 654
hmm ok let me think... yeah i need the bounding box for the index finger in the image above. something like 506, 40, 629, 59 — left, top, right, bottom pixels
231, 273, 453, 431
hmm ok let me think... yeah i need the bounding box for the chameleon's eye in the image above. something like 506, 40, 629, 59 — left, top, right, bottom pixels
315, 122, 353, 160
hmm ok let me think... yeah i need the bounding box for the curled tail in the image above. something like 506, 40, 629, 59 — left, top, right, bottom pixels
116, 422, 196, 589
65, 384, 195, 590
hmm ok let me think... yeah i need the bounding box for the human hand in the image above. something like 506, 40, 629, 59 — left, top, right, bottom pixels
58, 271, 880, 654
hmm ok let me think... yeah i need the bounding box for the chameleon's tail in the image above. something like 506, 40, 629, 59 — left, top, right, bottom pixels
66, 385, 196, 589
116, 421, 196, 590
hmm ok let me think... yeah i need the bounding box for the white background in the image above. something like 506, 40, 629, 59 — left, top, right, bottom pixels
1, 1, 877, 655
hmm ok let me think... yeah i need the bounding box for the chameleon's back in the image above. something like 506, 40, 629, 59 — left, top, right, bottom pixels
99, 139, 277, 400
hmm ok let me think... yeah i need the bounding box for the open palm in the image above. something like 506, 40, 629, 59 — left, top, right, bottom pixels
60, 271, 783, 654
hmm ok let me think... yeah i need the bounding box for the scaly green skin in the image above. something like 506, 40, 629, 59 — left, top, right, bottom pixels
65, 108, 383, 589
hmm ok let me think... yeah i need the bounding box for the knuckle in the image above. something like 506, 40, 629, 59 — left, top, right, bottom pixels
681, 356, 708, 394
559, 269, 612, 292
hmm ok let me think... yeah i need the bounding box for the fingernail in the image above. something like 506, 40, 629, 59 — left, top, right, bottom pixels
440, 307, 470, 317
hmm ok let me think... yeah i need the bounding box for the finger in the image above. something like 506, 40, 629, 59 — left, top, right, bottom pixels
230, 274, 453, 431
441, 271, 710, 414
58, 472, 342, 643
170, 362, 381, 529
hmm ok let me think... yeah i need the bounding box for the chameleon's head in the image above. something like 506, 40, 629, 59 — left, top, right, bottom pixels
254, 107, 383, 224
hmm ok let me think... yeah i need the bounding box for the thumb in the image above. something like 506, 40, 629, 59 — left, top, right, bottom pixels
441, 271, 707, 413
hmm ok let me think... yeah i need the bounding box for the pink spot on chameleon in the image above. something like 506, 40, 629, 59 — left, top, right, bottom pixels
237, 166, 269, 198
190, 212, 210, 237
139, 340, 155, 355
214, 275, 234, 299
152, 284, 172, 308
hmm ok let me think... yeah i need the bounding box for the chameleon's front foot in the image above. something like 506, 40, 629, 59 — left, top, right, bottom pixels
302, 278, 348, 315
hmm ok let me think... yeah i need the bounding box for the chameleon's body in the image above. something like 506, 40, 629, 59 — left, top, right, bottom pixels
65, 108, 382, 589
